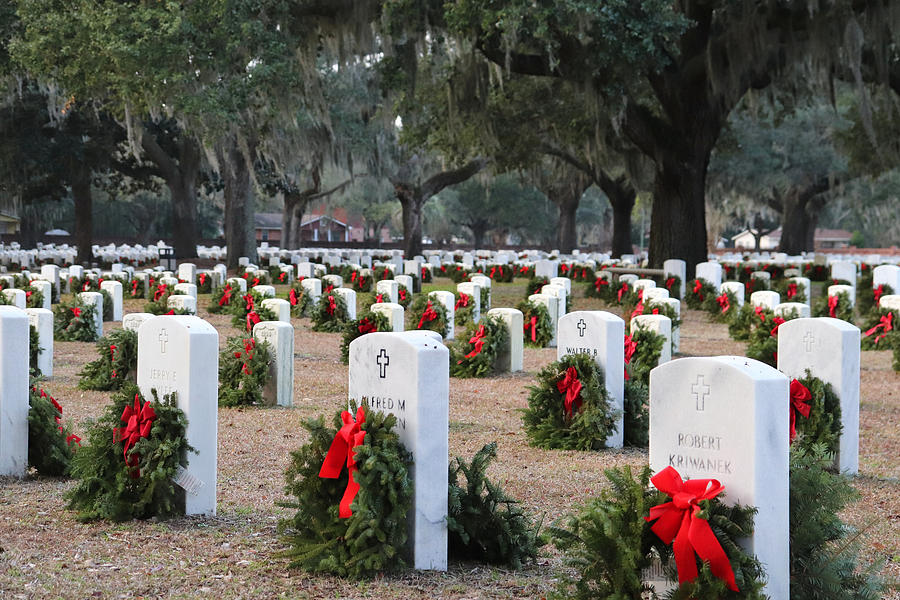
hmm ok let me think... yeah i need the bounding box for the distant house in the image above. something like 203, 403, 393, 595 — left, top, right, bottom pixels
731, 227, 852, 250
255, 210, 354, 244
255, 213, 283, 243
0, 196, 20, 234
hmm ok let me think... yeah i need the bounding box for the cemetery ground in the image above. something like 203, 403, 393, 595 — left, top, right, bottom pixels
1, 279, 898, 599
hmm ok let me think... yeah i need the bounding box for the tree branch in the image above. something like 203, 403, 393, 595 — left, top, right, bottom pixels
420, 158, 489, 200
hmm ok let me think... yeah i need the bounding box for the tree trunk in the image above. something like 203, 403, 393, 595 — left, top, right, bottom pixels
556, 197, 578, 253
71, 162, 93, 265
470, 222, 488, 248
168, 139, 201, 259
397, 186, 424, 258
218, 136, 258, 268
281, 195, 294, 249
599, 175, 636, 258
777, 179, 830, 254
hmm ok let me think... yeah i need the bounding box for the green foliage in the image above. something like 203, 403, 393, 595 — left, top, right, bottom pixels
340, 311, 391, 364
77, 328, 139, 391
28, 384, 78, 477
623, 379, 649, 448
407, 294, 449, 337
445, 264, 471, 283
99, 288, 114, 321
521, 353, 619, 451
196, 272, 214, 294
207, 283, 236, 314
128, 278, 146, 299
218, 336, 273, 407
789, 444, 882, 600
812, 290, 854, 322
350, 272, 373, 293
66, 385, 192, 521
25, 285, 44, 309
448, 442, 543, 568
396, 284, 412, 309
626, 326, 664, 386
53, 296, 98, 342
686, 278, 717, 310
792, 372, 842, 457
278, 402, 413, 579
728, 303, 764, 342
450, 316, 509, 378
711, 288, 740, 323
526, 276, 550, 298
29, 324, 41, 378
516, 299, 553, 348
858, 283, 894, 317
287, 281, 315, 317
311, 292, 351, 332
229, 290, 278, 330
454, 290, 476, 327
144, 284, 177, 315
772, 278, 808, 305
585, 274, 614, 301
662, 275, 681, 299
746, 310, 798, 368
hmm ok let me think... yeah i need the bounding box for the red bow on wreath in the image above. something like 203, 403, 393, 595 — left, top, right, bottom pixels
109, 345, 118, 379
716, 293, 730, 314
131, 280, 139, 296
789, 379, 812, 442
864, 312, 894, 345
240, 338, 255, 375
71, 307, 82, 318
786, 283, 798, 300
246, 311, 261, 331
114, 395, 156, 478
754, 306, 766, 322
489, 266, 497, 279
665, 277, 675, 290
770, 316, 786, 337
418, 301, 438, 329
199, 273, 207, 286
319, 406, 367, 519
645, 466, 739, 592
556, 366, 583, 418
462, 324, 487, 360
219, 285, 233, 306
874, 284, 885, 306
455, 293, 470, 310
398, 288, 407, 302
289, 287, 299, 306
692, 279, 704, 301
82, 281, 90, 292
828, 295, 839, 318
375, 293, 384, 303
358, 317, 377, 334
623, 334, 637, 380
524, 315, 538, 342
243, 294, 254, 312
326, 295, 337, 316
252, 277, 261, 287
594, 277, 609, 292
617, 283, 630, 303
153, 284, 167, 301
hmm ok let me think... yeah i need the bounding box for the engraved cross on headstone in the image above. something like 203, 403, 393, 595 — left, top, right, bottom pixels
376, 348, 390, 378
803, 331, 815, 352
159, 328, 169, 353
577, 318, 586, 337
691, 375, 710, 411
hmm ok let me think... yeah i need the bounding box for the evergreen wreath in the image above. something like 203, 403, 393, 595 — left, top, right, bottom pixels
66, 385, 192, 521
77, 328, 139, 391
100, 288, 114, 321
858, 282, 894, 316
521, 353, 619, 451
128, 278, 146, 299
568, 265, 595, 283
477, 285, 490, 312
860, 307, 896, 350
623, 379, 649, 448
25, 284, 44, 309
229, 290, 278, 330
349, 271, 373, 293
0, 289, 14, 305
812, 290, 853, 322
516, 299, 553, 348
728, 303, 766, 342
454, 290, 476, 327
53, 296, 99, 342
420, 265, 434, 283
745, 310, 796, 368
803, 263, 829, 281
610, 280, 639, 306
288, 281, 315, 317
744, 275, 769, 294
144, 283, 178, 315
207, 283, 236, 314
686, 278, 717, 310
218, 336, 273, 406
626, 326, 665, 386
340, 312, 391, 364
407, 294, 449, 337
79, 277, 100, 292
196, 272, 214, 294
644, 300, 681, 352
448, 442, 543, 569
372, 265, 393, 281
29, 325, 41, 377
526, 276, 550, 297
789, 444, 883, 600
243, 270, 270, 287
28, 384, 80, 476
311, 292, 351, 332
585, 274, 615, 302
712, 288, 740, 323
277, 401, 413, 579
485, 263, 514, 282
447, 264, 471, 283
549, 465, 766, 600
396, 283, 412, 309
450, 316, 508, 378
789, 372, 842, 457
67, 275, 85, 293
661, 274, 682, 299
772, 279, 808, 305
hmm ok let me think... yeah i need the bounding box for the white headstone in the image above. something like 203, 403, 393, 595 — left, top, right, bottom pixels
30, 279, 52, 310
41, 264, 61, 296
774, 302, 810, 319
777, 318, 860, 474
1, 288, 25, 309
663, 259, 687, 299
371, 302, 405, 332
528, 294, 558, 347
322, 274, 343, 290
788, 277, 811, 306
827, 284, 855, 307
100, 280, 124, 321
137, 316, 218, 515
880, 294, 900, 311
557, 310, 624, 448
297, 262, 315, 279
301, 278, 323, 307
830, 261, 857, 292
376, 279, 399, 304
0, 306, 29, 476
486, 308, 523, 373
261, 298, 291, 323
123, 312, 155, 332
227, 277, 248, 293
633, 279, 656, 294
471, 275, 493, 310
631, 314, 672, 365
750, 290, 780, 311
457, 282, 482, 323
649, 356, 789, 600
395, 275, 414, 296
177, 263, 197, 285
173, 282, 198, 300
872, 264, 900, 292
333, 288, 357, 320
428, 291, 455, 340
253, 321, 294, 407
695, 262, 723, 289
643, 288, 670, 303
167, 294, 197, 315
348, 331, 449, 571
25, 308, 53, 378
720, 281, 745, 306
78, 291, 104, 338
254, 284, 276, 298
535, 259, 557, 279
540, 283, 567, 318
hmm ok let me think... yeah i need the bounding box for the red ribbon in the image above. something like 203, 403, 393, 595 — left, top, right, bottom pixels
556, 366, 583, 418
246, 311, 261, 331
131, 280, 139, 296
754, 306, 766, 322
770, 316, 786, 337
83, 281, 90, 291
71, 307, 82, 318
463, 324, 488, 359
864, 312, 893, 345
199, 273, 207, 286
319, 406, 367, 518
278, 272, 287, 283
114, 395, 156, 478
692, 279, 704, 301
243, 294, 254, 312
786, 283, 797, 300
617, 283, 629, 302
153, 284, 167, 301
716, 293, 730, 314
455, 293, 470, 310
645, 466, 739, 591
109, 345, 118, 379
828, 294, 839, 318
874, 284, 885, 306
326, 295, 337, 316
375, 293, 384, 303
358, 318, 377, 334
630, 300, 645, 321
594, 277, 609, 292
289, 287, 299, 306
789, 379, 812, 442
489, 266, 497, 279
350, 271, 358, 282
398, 288, 407, 302
418, 301, 438, 329
240, 338, 255, 375
219, 285, 233, 306
560, 264, 569, 274
524, 315, 538, 342
665, 277, 675, 290
623, 335, 637, 380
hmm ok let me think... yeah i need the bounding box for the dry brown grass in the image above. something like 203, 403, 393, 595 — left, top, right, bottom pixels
1, 280, 897, 599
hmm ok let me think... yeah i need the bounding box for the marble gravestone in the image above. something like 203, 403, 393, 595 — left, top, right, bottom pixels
486, 308, 523, 373
1, 288, 25, 309
541, 283, 567, 319
663, 259, 686, 299
371, 302, 405, 332
873, 264, 900, 293
788, 277, 812, 306
750, 290, 780, 312
29, 279, 52, 310
557, 310, 625, 448
300, 278, 323, 307
428, 291, 455, 340
830, 261, 857, 292
457, 282, 482, 323
695, 262, 723, 289
168, 294, 197, 315
333, 288, 357, 321
649, 356, 789, 600
528, 293, 558, 347
376, 279, 399, 304
78, 291, 104, 338
123, 312, 155, 332
719, 281, 745, 306
777, 317, 860, 474
0, 306, 29, 476
25, 307, 53, 378
137, 316, 219, 515
631, 314, 672, 365
470, 275, 492, 311
348, 331, 449, 571
261, 298, 291, 323
100, 280, 124, 321
828, 284, 856, 307
253, 321, 294, 407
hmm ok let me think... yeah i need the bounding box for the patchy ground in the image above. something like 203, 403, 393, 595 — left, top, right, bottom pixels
1, 278, 897, 599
